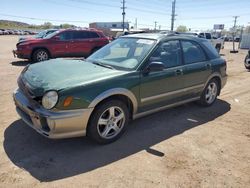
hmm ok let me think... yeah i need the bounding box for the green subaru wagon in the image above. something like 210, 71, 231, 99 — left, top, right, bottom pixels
13, 33, 227, 144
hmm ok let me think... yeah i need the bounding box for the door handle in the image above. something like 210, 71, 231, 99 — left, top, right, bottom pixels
205, 63, 211, 69
175, 69, 183, 75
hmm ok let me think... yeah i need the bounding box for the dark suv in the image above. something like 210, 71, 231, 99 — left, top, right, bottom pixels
13, 29, 109, 62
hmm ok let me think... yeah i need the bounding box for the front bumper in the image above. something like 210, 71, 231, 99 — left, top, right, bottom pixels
12, 49, 30, 59
13, 88, 94, 139
221, 75, 227, 89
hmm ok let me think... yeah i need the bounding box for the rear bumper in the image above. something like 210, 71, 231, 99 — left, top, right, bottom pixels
13, 88, 93, 139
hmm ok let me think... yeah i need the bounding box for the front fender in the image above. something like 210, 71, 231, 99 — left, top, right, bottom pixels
88, 88, 138, 114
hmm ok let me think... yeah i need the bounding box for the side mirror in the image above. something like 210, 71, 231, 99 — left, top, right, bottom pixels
144, 62, 165, 74
53, 35, 60, 40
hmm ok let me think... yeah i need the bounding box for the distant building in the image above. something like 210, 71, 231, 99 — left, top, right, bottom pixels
89, 22, 129, 30
240, 34, 250, 49
89, 22, 130, 37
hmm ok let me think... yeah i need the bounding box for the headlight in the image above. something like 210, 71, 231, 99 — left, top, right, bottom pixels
42, 91, 58, 109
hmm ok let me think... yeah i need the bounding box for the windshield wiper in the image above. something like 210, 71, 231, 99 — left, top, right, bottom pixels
89, 60, 115, 70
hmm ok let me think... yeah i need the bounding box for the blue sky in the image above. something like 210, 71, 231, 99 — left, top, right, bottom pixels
1, 0, 250, 31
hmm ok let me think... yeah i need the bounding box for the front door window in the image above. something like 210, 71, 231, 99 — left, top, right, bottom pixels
150, 40, 182, 68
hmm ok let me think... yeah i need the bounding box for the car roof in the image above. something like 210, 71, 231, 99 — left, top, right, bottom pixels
121, 33, 207, 43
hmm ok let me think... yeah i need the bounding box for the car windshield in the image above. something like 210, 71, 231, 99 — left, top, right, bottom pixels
44, 30, 60, 39
86, 37, 156, 71
35, 30, 47, 38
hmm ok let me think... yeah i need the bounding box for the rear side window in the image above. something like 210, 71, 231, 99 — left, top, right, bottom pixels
88, 32, 100, 38
181, 40, 206, 64
202, 41, 220, 59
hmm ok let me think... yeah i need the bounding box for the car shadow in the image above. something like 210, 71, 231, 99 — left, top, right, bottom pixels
11, 60, 30, 66
4, 99, 230, 182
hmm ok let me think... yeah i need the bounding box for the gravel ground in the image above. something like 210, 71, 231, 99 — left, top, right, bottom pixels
0, 36, 249, 188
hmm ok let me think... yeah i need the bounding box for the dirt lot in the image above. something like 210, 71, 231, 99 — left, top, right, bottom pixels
0, 36, 249, 188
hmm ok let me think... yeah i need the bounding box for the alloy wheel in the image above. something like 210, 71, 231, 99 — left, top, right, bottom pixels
97, 106, 125, 139
37, 50, 48, 62
205, 82, 218, 104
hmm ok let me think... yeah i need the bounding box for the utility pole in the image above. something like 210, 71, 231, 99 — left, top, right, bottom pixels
230, 16, 239, 53
171, 0, 177, 32
154, 21, 157, 31
135, 18, 137, 30
121, 0, 126, 32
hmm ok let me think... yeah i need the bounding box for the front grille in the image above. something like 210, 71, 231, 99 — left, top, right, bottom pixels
17, 106, 50, 132
40, 117, 50, 132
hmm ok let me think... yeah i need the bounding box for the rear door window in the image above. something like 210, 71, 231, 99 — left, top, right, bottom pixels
202, 40, 220, 59
181, 40, 207, 64
59, 31, 73, 40
72, 31, 89, 40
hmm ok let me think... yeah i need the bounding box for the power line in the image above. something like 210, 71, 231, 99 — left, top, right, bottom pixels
0, 13, 89, 23
66, 0, 120, 8
126, 0, 171, 12
45, 0, 112, 14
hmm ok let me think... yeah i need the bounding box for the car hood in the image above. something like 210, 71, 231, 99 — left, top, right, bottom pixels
21, 59, 127, 96
17, 38, 44, 46
18, 36, 36, 42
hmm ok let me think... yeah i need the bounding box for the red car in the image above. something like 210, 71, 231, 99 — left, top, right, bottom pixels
13, 29, 109, 62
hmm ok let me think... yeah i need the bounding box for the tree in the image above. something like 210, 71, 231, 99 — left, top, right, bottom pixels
42, 22, 53, 29
176, 25, 188, 32
60, 23, 74, 29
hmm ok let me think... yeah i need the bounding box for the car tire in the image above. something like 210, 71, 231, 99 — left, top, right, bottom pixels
87, 99, 129, 144
245, 55, 250, 70
32, 49, 49, 62
199, 79, 219, 106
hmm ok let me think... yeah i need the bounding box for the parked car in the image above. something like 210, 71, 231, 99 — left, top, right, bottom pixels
234, 36, 240, 42
13, 33, 227, 144
0, 30, 3, 35
18, 29, 58, 42
198, 32, 224, 52
0, 29, 8, 35
13, 28, 109, 62
6, 29, 14, 35
245, 50, 250, 70
178, 32, 198, 37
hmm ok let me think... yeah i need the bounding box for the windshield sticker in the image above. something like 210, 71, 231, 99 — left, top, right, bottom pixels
136, 39, 154, 45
